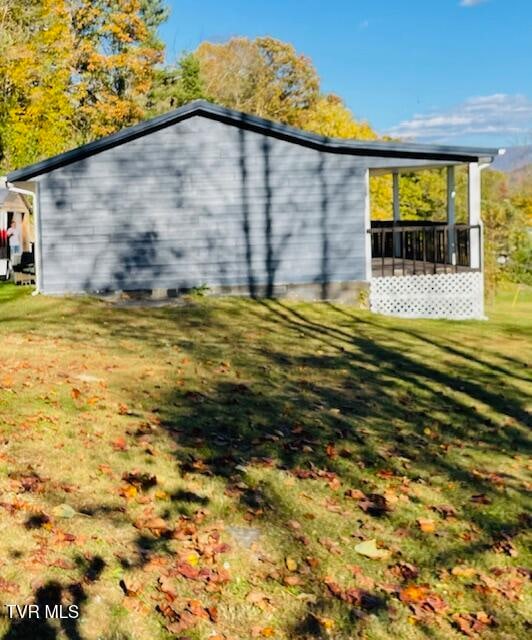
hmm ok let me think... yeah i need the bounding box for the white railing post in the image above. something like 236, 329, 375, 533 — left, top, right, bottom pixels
393, 171, 400, 258
468, 162, 481, 269
447, 166, 456, 265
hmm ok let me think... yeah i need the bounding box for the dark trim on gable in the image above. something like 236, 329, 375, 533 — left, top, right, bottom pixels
7, 100, 502, 182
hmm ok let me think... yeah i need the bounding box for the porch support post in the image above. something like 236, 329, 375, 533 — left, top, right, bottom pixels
447, 166, 456, 264
468, 162, 481, 269
392, 171, 400, 257
364, 169, 372, 280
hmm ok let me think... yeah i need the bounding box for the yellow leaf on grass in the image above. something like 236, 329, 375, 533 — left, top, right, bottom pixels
120, 485, 138, 499
285, 557, 298, 571
317, 616, 335, 630
354, 539, 390, 560
451, 565, 477, 578
417, 518, 436, 533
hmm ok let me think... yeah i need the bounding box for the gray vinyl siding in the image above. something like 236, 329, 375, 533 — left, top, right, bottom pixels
36, 116, 368, 294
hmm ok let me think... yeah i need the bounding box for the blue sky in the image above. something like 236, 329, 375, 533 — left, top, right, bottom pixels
159, 0, 532, 146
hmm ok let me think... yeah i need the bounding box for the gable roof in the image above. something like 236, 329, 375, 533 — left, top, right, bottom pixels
7, 100, 503, 182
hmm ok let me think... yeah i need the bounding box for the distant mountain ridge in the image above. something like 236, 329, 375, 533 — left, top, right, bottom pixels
491, 145, 532, 173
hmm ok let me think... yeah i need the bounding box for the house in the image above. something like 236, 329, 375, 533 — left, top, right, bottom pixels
3, 100, 503, 319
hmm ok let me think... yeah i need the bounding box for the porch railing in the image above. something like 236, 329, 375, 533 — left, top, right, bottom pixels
369, 221, 481, 277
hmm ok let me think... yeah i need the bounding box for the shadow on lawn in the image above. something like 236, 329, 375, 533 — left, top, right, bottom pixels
120, 298, 530, 636
2, 581, 86, 640
1, 556, 111, 640
4, 295, 529, 638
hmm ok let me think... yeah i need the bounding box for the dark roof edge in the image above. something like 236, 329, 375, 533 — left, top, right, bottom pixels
7, 100, 503, 182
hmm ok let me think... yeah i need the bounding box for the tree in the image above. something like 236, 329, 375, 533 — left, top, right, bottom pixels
0, 0, 168, 170
147, 52, 207, 114
71, 0, 166, 141
301, 94, 376, 140
194, 36, 319, 127
482, 168, 531, 287
0, 0, 74, 170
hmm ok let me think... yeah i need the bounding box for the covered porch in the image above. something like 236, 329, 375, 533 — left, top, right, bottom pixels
369, 163, 482, 276
366, 161, 487, 319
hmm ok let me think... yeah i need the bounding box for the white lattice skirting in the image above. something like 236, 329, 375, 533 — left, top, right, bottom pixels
370, 271, 484, 320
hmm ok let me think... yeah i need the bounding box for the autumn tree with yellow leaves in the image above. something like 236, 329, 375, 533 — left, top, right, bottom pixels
72, 0, 166, 141
0, 0, 167, 170
0, 0, 74, 169
0, 15, 529, 283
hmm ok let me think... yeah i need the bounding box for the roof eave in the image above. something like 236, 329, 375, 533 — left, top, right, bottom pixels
6, 100, 503, 182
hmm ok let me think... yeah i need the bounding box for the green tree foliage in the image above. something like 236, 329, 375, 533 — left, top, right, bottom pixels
398, 169, 447, 220
147, 53, 208, 114
482, 168, 531, 287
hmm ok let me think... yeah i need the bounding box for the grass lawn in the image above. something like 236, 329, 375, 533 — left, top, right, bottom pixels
0, 284, 530, 640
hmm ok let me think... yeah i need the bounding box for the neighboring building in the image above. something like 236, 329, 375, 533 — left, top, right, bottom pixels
4, 101, 503, 319
0, 187, 33, 280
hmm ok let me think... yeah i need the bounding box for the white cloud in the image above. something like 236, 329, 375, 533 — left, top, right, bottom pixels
386, 94, 532, 143
459, 0, 488, 7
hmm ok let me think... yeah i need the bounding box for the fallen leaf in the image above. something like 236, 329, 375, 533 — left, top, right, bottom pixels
315, 615, 335, 631
451, 565, 477, 578
119, 484, 138, 500
206, 605, 218, 622
0, 577, 19, 594
344, 488, 366, 500
417, 518, 436, 533
431, 504, 457, 519
111, 437, 128, 451
246, 590, 273, 610
354, 539, 390, 560
121, 471, 157, 490
134, 516, 170, 536
285, 557, 298, 572
325, 443, 337, 458
158, 575, 177, 600
491, 534, 518, 557
186, 598, 209, 619
52, 503, 77, 519
120, 576, 143, 596
358, 493, 390, 516
176, 561, 200, 580
390, 562, 419, 581
318, 537, 341, 554
452, 611, 495, 636
399, 584, 429, 603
